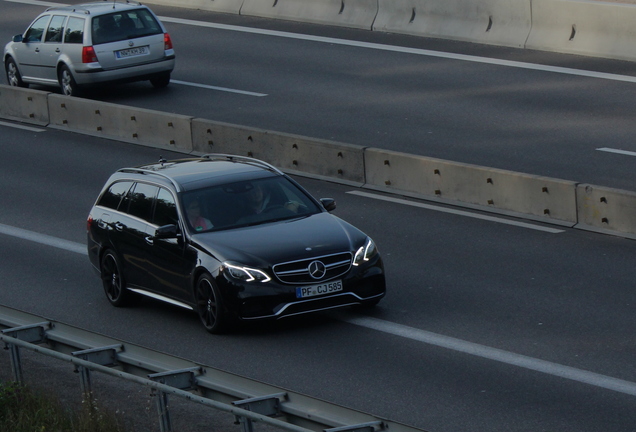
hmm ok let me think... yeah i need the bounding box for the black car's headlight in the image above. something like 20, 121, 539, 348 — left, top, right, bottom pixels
223, 262, 271, 283
353, 237, 378, 266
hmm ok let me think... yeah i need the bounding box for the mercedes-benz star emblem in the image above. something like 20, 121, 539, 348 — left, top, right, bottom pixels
308, 261, 326, 280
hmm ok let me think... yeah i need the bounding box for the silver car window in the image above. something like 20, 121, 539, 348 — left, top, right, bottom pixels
64, 17, 85, 44
24, 15, 51, 43
44, 15, 66, 43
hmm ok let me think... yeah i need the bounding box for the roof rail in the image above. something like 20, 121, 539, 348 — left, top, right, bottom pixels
116, 165, 183, 192
201, 153, 284, 175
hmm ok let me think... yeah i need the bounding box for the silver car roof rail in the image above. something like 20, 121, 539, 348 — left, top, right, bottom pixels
201, 153, 284, 175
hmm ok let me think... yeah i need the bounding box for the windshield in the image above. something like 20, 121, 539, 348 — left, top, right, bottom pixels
182, 176, 322, 233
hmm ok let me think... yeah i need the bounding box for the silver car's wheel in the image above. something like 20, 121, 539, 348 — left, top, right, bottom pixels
5, 57, 27, 88
58, 65, 80, 96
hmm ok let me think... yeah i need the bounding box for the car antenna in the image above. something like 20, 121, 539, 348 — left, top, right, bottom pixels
159, 155, 166, 165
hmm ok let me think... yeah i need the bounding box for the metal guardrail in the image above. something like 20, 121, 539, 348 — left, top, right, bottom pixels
0, 305, 429, 432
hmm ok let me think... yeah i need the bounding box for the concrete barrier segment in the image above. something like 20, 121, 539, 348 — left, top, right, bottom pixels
192, 118, 366, 183
373, 0, 531, 48
364, 148, 578, 224
47, 94, 194, 152
0, 85, 50, 126
240, 0, 378, 30
142, 0, 244, 14
527, 0, 636, 62
575, 184, 636, 238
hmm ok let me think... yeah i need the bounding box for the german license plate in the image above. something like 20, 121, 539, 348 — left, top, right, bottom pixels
115, 46, 149, 58
296, 280, 343, 299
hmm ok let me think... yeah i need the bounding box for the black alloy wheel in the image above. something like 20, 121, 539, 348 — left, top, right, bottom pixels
195, 274, 227, 334
100, 251, 132, 307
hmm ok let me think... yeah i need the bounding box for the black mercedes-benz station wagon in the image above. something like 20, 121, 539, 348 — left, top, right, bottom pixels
87, 155, 386, 333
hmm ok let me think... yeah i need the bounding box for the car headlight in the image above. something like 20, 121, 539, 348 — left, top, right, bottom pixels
353, 237, 378, 266
223, 262, 271, 283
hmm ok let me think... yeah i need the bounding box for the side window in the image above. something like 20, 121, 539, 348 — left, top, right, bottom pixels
24, 15, 50, 43
127, 183, 159, 223
64, 17, 85, 44
45, 15, 66, 43
97, 181, 133, 210
154, 188, 178, 227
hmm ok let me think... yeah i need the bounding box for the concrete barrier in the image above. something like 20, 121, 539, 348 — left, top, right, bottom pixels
143, 0, 244, 14
0, 86, 50, 126
527, 0, 636, 62
240, 0, 378, 30
47, 95, 194, 153
373, 0, 531, 48
576, 184, 636, 237
364, 148, 578, 224
192, 118, 366, 184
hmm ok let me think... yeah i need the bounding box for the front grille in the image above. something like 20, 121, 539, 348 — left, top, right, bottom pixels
273, 252, 352, 284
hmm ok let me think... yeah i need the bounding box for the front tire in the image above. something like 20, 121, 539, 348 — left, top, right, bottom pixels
58, 65, 80, 96
101, 251, 132, 307
195, 274, 228, 334
5, 57, 27, 88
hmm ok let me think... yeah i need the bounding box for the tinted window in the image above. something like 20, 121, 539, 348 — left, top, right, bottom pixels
127, 183, 159, 222
45, 15, 66, 43
24, 15, 50, 43
182, 176, 321, 232
91, 9, 161, 45
64, 17, 85, 44
98, 181, 133, 210
154, 188, 178, 227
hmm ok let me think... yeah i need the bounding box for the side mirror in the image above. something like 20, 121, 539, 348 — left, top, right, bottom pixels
13, 34, 24, 43
320, 198, 336, 212
154, 224, 179, 239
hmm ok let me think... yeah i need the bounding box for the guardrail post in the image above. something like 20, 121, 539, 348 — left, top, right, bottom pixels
72, 344, 121, 398
232, 392, 287, 432
1, 322, 49, 383
149, 367, 202, 432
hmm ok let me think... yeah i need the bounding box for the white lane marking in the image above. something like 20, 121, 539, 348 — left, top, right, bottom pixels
0, 120, 46, 132
171, 79, 267, 97
160, 17, 636, 84
2, 221, 633, 395
597, 147, 636, 157
0, 223, 87, 255
341, 316, 636, 397
348, 190, 565, 233
8, 0, 636, 84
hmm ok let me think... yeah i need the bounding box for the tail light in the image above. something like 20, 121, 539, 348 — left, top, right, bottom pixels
87, 216, 94, 232
164, 33, 173, 50
82, 46, 98, 63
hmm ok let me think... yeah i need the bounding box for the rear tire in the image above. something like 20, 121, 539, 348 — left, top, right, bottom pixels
5, 57, 27, 88
100, 251, 133, 307
58, 65, 80, 96
195, 274, 228, 334
150, 72, 170, 89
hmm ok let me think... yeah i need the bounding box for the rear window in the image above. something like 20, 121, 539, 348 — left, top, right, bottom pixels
91, 8, 162, 45
98, 181, 133, 210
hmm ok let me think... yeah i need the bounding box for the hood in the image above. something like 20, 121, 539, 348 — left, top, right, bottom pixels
192, 212, 366, 266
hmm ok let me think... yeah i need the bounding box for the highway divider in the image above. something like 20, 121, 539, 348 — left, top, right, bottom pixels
526, 0, 636, 62
192, 118, 366, 184
240, 0, 379, 30
373, 0, 531, 48
0, 85, 50, 126
3, 84, 636, 238
47, 94, 194, 153
143, 0, 636, 62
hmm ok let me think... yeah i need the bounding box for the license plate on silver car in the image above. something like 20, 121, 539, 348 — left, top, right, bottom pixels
296, 280, 343, 299
115, 46, 149, 58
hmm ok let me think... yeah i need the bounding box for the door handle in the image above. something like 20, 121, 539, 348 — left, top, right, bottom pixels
113, 223, 124, 231
144, 236, 154, 246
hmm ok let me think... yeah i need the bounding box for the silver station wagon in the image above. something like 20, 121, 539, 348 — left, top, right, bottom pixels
4, 1, 175, 96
